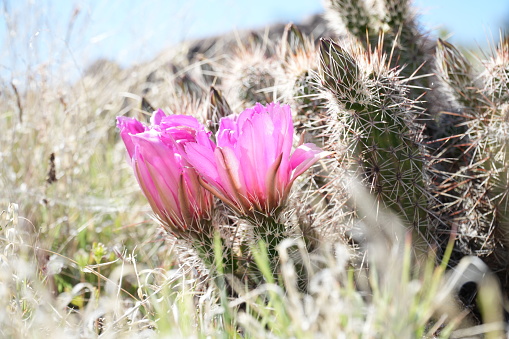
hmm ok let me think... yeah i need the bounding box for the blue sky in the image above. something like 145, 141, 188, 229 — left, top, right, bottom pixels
1, 0, 508, 82
415, 0, 508, 45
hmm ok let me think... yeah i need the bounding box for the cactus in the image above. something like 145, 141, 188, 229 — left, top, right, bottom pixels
318, 38, 432, 235
431, 37, 509, 298
325, 0, 375, 40
321, 0, 509, 266
435, 39, 484, 110
110, 0, 509, 306
324, 0, 434, 101
276, 24, 352, 253
222, 39, 279, 107
323, 1, 463, 200
472, 39, 509, 251
433, 39, 495, 256
278, 23, 327, 137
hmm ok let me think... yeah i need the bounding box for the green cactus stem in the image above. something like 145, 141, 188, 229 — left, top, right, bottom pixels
319, 38, 431, 234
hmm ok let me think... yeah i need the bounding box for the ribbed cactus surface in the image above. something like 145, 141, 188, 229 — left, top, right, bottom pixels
319, 38, 431, 233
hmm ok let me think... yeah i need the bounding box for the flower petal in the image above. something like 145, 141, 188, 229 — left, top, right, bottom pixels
217, 115, 239, 149
238, 117, 272, 196
116, 116, 146, 158
290, 143, 331, 181
215, 147, 251, 210
265, 152, 284, 212
131, 130, 182, 189
160, 114, 204, 130
118, 111, 214, 234
185, 142, 220, 184
150, 109, 166, 126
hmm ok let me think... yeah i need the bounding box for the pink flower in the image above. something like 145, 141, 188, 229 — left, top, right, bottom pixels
117, 109, 214, 236
185, 103, 329, 217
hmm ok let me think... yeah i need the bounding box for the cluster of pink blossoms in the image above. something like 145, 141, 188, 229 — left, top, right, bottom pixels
117, 103, 328, 234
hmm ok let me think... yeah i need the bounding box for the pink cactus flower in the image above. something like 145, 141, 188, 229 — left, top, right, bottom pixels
117, 109, 214, 236
185, 103, 330, 218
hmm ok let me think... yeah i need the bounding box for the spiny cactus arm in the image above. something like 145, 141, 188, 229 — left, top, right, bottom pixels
225, 48, 277, 105
435, 38, 509, 256
325, 0, 378, 41
381, 0, 409, 29
319, 38, 366, 107
378, 0, 433, 91
326, 0, 430, 78
483, 38, 509, 104
436, 39, 484, 111
319, 38, 430, 231
362, 74, 430, 229
473, 39, 509, 249
281, 23, 308, 59
276, 26, 329, 140
479, 39, 509, 176
432, 39, 481, 179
